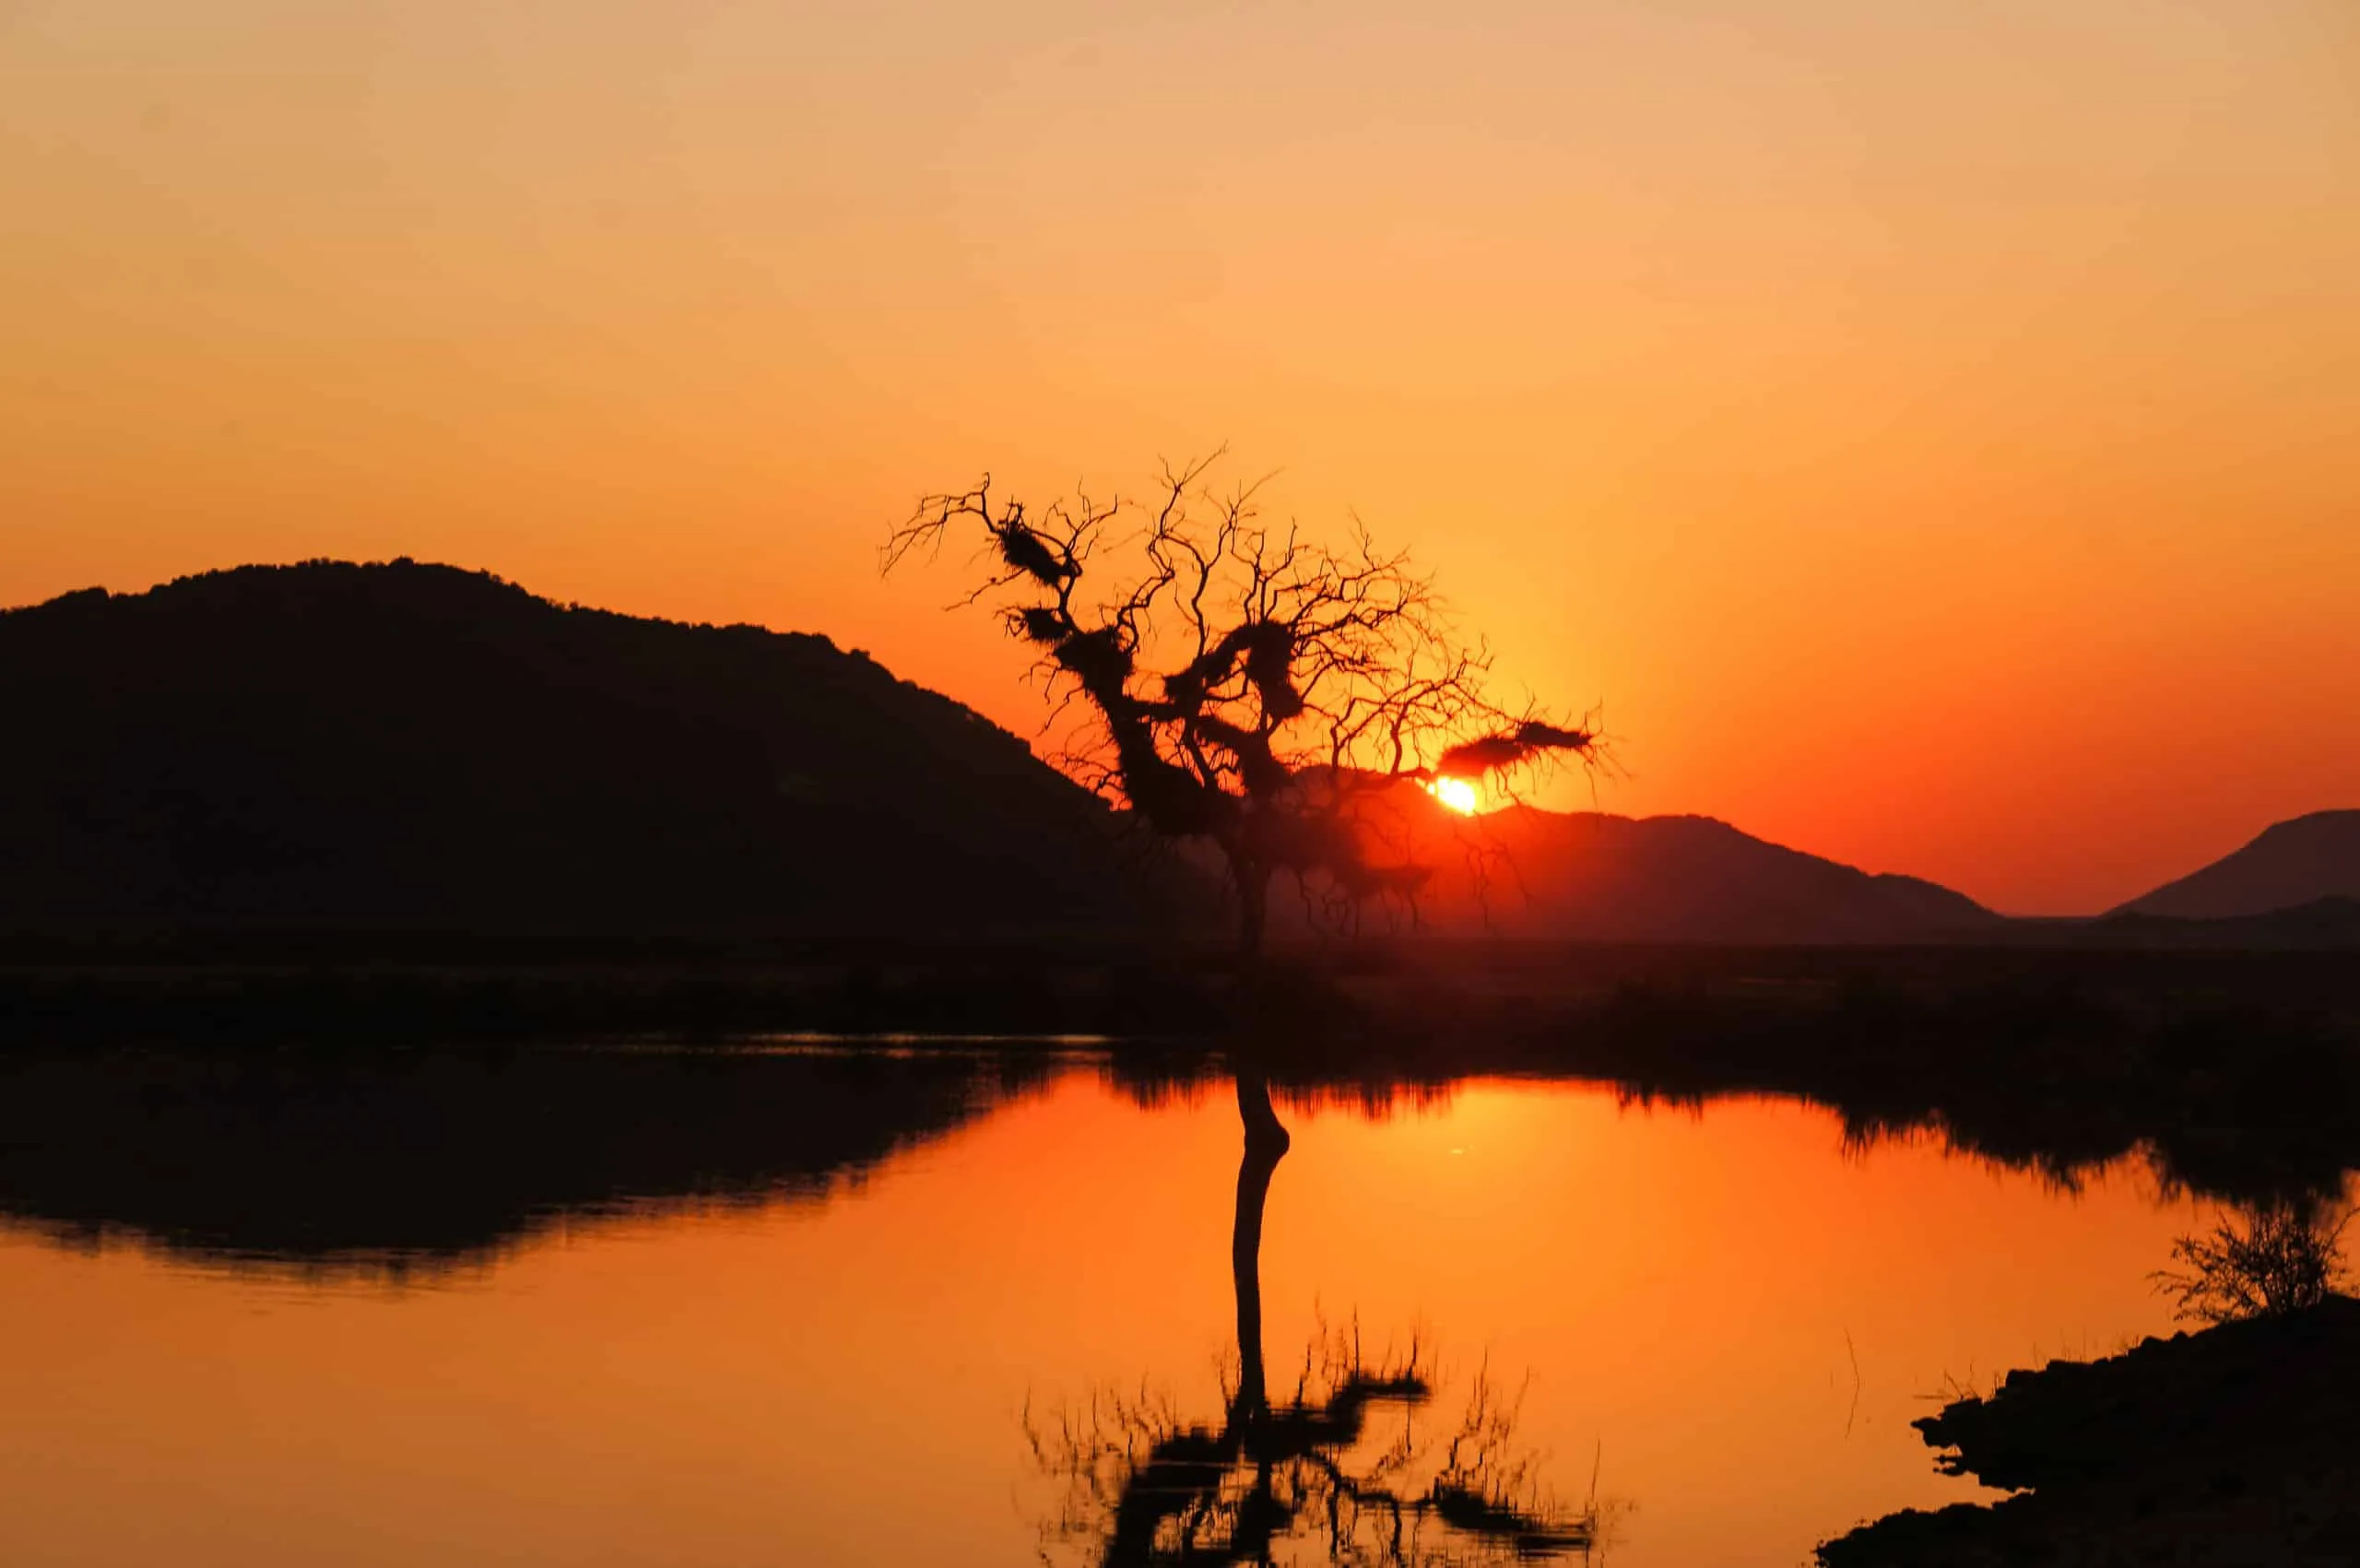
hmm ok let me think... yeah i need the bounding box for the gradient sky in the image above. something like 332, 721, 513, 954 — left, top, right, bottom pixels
4, 0, 2354, 913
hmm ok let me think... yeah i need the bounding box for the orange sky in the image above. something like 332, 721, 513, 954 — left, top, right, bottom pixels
3, 1, 2354, 914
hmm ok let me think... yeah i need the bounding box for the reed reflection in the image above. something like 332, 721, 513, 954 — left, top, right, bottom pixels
1029, 1067, 1603, 1565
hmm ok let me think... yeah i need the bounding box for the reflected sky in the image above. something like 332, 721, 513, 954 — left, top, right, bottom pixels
0, 1054, 2260, 1565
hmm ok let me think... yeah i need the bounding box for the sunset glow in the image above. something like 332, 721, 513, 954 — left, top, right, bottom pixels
1431, 776, 1481, 816
3, 7, 2353, 1550
1, 1, 2354, 911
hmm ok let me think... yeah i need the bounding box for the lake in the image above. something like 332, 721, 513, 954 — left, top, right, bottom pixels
0, 1045, 2250, 1565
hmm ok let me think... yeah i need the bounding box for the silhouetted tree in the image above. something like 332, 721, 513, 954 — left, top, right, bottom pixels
885, 456, 1601, 954
886, 469, 1606, 1545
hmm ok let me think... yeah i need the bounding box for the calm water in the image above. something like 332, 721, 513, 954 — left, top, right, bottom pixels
0, 1048, 2238, 1565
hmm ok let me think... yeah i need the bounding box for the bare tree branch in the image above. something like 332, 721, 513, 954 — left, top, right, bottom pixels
885, 454, 1605, 953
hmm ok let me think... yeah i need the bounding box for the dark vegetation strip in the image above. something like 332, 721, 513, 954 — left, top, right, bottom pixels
6, 943, 2356, 1207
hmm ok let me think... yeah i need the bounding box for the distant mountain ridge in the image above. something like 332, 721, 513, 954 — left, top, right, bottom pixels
1469, 807, 1999, 941
13, 558, 2273, 952
0, 560, 1169, 944
1280, 792, 2000, 943
2110, 810, 2360, 920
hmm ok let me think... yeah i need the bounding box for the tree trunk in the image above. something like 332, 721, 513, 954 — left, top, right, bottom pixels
1236, 865, 1269, 963
1229, 1067, 1291, 1422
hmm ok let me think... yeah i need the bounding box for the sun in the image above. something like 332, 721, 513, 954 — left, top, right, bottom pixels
1430, 776, 1481, 815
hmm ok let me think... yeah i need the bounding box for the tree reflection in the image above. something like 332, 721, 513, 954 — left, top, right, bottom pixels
1028, 1069, 1602, 1565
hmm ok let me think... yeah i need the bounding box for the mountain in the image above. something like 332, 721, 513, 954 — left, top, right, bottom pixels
0, 559, 2000, 951
2110, 810, 2360, 920
1290, 788, 2000, 943
0, 560, 1172, 947
1461, 808, 1999, 941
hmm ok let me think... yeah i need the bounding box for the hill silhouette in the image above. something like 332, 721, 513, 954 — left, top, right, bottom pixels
0, 560, 1169, 947
1, 560, 2034, 952
2111, 809, 2360, 920
1285, 786, 2000, 943
1, 560, 2018, 952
